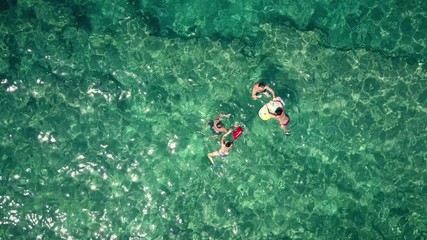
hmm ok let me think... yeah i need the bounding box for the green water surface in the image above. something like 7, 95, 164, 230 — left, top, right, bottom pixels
1, 0, 426, 239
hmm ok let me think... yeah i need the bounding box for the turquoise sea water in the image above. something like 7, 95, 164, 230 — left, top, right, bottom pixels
1, 0, 426, 239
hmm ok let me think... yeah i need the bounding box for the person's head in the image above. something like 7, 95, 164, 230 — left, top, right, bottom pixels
216, 121, 224, 128
275, 107, 283, 115
258, 82, 266, 88
225, 141, 233, 147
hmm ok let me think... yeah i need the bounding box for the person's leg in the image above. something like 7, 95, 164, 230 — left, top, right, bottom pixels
280, 124, 290, 135
207, 151, 219, 165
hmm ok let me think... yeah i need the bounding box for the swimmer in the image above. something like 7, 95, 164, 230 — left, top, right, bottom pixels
252, 82, 275, 100
268, 99, 290, 135
207, 129, 234, 165
205, 113, 231, 136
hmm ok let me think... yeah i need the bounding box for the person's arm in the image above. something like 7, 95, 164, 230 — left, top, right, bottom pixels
251, 87, 258, 100
268, 113, 279, 119
218, 127, 228, 133
266, 86, 275, 98
216, 113, 231, 119
221, 129, 233, 143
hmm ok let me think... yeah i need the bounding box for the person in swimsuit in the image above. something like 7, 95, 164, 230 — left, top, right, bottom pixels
252, 82, 275, 100
207, 129, 234, 165
206, 113, 231, 136
268, 99, 290, 135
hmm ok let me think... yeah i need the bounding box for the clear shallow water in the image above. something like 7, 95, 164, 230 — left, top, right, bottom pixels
1, 0, 426, 239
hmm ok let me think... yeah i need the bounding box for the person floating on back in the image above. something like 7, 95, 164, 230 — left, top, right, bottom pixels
252, 82, 275, 100
268, 99, 291, 135
207, 129, 234, 165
